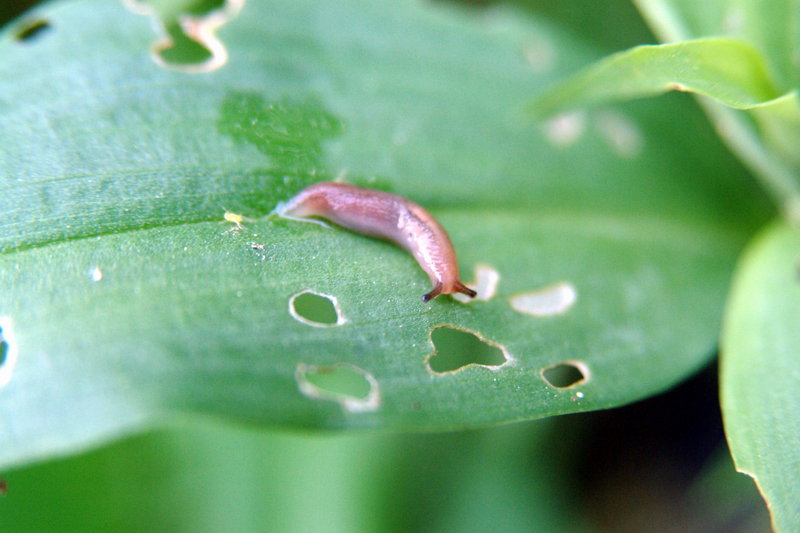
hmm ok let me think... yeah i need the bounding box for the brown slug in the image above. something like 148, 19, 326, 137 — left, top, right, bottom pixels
276, 182, 476, 302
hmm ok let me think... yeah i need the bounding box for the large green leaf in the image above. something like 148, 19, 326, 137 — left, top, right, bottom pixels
721, 223, 800, 533
0, 0, 770, 467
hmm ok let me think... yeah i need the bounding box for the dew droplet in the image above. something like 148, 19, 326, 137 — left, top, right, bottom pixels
89, 266, 103, 282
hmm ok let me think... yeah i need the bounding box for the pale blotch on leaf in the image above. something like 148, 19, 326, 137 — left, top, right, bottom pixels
509, 281, 577, 317
425, 325, 512, 375
452, 264, 500, 303
0, 318, 19, 388
595, 110, 644, 159
124, 0, 244, 73
289, 290, 346, 327
295, 362, 380, 413
723, 7, 745, 33
543, 111, 586, 147
522, 36, 555, 73
541, 360, 589, 389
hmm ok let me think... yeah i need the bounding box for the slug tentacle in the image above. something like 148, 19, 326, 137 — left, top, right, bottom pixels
278, 182, 475, 302
422, 283, 443, 303
454, 281, 477, 299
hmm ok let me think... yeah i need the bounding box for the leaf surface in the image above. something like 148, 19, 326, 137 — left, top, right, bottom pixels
0, 0, 769, 467
721, 223, 800, 533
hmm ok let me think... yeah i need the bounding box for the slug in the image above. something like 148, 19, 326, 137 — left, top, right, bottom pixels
276, 182, 477, 302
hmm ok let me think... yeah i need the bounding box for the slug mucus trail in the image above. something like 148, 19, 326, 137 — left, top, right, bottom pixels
276, 182, 477, 302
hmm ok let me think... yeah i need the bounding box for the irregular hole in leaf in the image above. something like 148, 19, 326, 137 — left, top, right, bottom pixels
509, 281, 577, 316
295, 363, 380, 412
452, 263, 500, 303
541, 360, 589, 389
14, 18, 51, 42
0, 318, 18, 387
426, 326, 510, 374
124, 0, 243, 73
289, 290, 345, 327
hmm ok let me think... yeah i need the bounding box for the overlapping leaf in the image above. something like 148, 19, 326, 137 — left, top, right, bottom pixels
721, 224, 800, 533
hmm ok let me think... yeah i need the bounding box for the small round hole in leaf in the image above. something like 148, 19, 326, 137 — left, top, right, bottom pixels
289, 290, 344, 327
427, 326, 507, 374
541, 361, 588, 389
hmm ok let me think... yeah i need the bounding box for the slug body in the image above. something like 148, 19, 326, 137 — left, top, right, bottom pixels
279, 182, 476, 302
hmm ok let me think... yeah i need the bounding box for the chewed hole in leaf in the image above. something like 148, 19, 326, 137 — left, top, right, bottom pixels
541, 360, 589, 389
14, 19, 51, 42
296, 363, 380, 412
158, 28, 214, 66
426, 326, 509, 374
289, 290, 345, 327
125, 0, 243, 73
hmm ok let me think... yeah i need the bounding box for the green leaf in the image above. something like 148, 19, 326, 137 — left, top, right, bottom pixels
634, 0, 800, 90
721, 222, 800, 533
528, 38, 794, 119
0, 0, 770, 467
